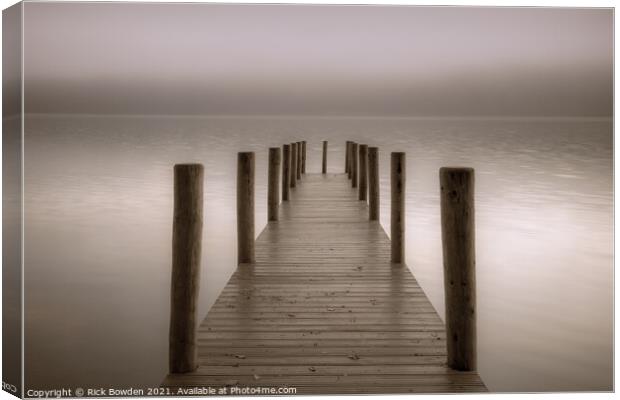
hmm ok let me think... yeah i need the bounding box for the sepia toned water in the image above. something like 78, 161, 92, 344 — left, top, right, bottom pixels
22, 115, 612, 392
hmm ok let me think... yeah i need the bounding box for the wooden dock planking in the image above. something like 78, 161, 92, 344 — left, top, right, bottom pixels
163, 173, 486, 394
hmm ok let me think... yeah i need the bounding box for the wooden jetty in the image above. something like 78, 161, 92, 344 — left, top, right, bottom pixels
164, 143, 486, 394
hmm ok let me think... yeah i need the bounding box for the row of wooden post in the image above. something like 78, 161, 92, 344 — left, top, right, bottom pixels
169, 141, 477, 375
346, 141, 404, 261
282, 141, 307, 192
344, 141, 476, 371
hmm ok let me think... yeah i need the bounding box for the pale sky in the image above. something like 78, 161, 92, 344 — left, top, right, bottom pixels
23, 3, 613, 116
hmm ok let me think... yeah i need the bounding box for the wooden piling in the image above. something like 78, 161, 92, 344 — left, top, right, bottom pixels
440, 167, 476, 372
237, 152, 255, 264
170, 163, 203, 373
268, 147, 281, 221
322, 141, 328, 174
390, 152, 405, 263
358, 144, 368, 201
345, 141, 350, 174
347, 142, 353, 179
351, 143, 358, 188
368, 147, 379, 221
296, 142, 302, 180
290, 143, 297, 188
282, 144, 291, 201
302, 141, 307, 174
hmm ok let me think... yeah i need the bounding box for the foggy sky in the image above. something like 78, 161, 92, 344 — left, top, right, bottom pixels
23, 3, 612, 117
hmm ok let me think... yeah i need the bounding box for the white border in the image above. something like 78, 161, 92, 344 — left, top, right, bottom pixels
0, 2, 615, 400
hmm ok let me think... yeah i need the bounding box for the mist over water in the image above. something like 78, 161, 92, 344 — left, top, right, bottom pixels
24, 4, 612, 117
23, 115, 612, 392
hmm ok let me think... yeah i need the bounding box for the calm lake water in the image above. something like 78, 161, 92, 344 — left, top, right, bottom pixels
23, 115, 612, 392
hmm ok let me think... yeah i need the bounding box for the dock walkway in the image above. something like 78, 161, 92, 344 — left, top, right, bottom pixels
163, 173, 486, 394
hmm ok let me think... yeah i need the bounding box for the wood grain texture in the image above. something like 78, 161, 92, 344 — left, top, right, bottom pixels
440, 167, 476, 371
301, 141, 307, 174
345, 141, 351, 174
358, 144, 368, 201
237, 153, 255, 264
322, 141, 327, 174
170, 164, 203, 373
164, 173, 486, 394
290, 143, 297, 188
268, 148, 281, 221
296, 142, 302, 180
351, 143, 358, 188
391, 153, 406, 264
281, 144, 290, 201
368, 147, 380, 221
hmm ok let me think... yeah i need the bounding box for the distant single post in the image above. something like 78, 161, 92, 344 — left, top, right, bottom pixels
301, 141, 307, 174
390, 152, 405, 263
290, 143, 297, 188
351, 143, 359, 188
345, 141, 351, 175
440, 167, 476, 372
282, 144, 291, 201
368, 147, 379, 220
296, 142, 302, 180
237, 152, 255, 264
347, 142, 353, 179
322, 141, 328, 174
268, 147, 281, 221
170, 163, 203, 373
358, 144, 368, 201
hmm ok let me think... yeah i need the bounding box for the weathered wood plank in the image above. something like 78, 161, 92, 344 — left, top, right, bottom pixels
163, 173, 486, 394
196, 347, 447, 356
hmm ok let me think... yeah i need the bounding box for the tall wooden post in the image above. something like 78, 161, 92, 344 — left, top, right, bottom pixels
368, 147, 379, 221
322, 141, 328, 174
290, 143, 297, 188
296, 141, 302, 180
237, 152, 255, 264
301, 141, 307, 174
358, 144, 368, 201
170, 163, 203, 373
440, 167, 476, 371
282, 144, 291, 201
345, 141, 350, 174
268, 147, 281, 221
351, 143, 358, 188
390, 152, 405, 263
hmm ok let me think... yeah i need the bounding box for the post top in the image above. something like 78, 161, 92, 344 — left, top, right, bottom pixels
440, 167, 475, 174
174, 163, 204, 170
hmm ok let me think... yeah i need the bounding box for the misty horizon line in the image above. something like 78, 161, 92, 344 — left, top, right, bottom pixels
16, 112, 613, 121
